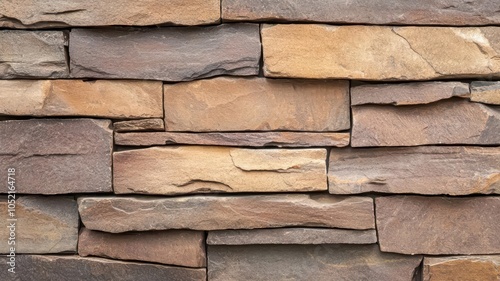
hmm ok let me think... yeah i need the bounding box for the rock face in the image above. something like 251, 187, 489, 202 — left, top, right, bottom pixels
262, 25, 500, 81
376, 196, 500, 255
328, 146, 500, 195
70, 25, 260, 81
0, 119, 112, 194
423, 256, 500, 281
0, 255, 206, 281
113, 119, 165, 132
223, 0, 500, 25
0, 0, 220, 28
207, 228, 377, 245
208, 244, 422, 281
0, 80, 163, 119
78, 228, 206, 267
351, 99, 500, 147
113, 146, 327, 194
78, 194, 375, 232
0, 196, 78, 254
351, 82, 470, 106
0, 30, 68, 78
164, 77, 350, 131
471, 81, 500, 105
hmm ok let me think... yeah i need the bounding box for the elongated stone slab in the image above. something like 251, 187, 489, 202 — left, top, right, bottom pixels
351, 82, 470, 106
208, 244, 422, 281
0, 30, 68, 78
0, 0, 220, 28
424, 256, 500, 281
70, 24, 260, 81
164, 77, 350, 131
79, 228, 205, 267
262, 25, 500, 81
114, 146, 327, 194
207, 228, 377, 245
114, 119, 165, 132
0, 255, 206, 281
376, 196, 500, 255
352, 99, 500, 147
329, 147, 500, 195
471, 81, 500, 105
78, 194, 375, 233
115, 132, 350, 147
223, 0, 500, 26
0, 80, 162, 119
0, 119, 112, 194
0, 196, 78, 254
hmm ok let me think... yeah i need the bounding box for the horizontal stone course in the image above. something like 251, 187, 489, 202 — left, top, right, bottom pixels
471, 81, 500, 105
113, 119, 165, 132
423, 256, 500, 281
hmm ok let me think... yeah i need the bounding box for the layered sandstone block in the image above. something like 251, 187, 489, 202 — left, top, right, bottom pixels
208, 244, 422, 281
0, 80, 163, 118
70, 24, 260, 81
262, 25, 500, 80
0, 196, 78, 254
114, 119, 165, 132
78, 195, 375, 232
471, 81, 500, 105
113, 146, 327, 194
0, 0, 220, 28
164, 78, 350, 131
0, 119, 112, 194
376, 196, 500, 255
0, 30, 68, 78
423, 256, 500, 281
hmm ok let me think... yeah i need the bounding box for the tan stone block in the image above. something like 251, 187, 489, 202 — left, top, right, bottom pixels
424, 256, 500, 281
471, 81, 500, 105
114, 119, 164, 132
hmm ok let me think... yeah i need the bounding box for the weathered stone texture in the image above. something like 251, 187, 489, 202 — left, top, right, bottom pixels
115, 132, 350, 147
376, 196, 500, 255
207, 228, 377, 245
0, 80, 163, 118
0, 255, 206, 281
70, 24, 260, 81
351, 82, 470, 106
113, 146, 327, 194
78, 195, 375, 233
223, 0, 500, 26
0, 0, 220, 28
0, 30, 68, 78
164, 77, 350, 131
0, 196, 78, 254
78, 228, 206, 267
424, 256, 500, 281
208, 244, 422, 281
352, 99, 500, 147
114, 119, 165, 132
329, 146, 500, 195
0, 119, 112, 194
471, 81, 500, 105
262, 25, 500, 80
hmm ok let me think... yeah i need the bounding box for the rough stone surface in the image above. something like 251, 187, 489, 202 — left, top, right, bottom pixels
0, 80, 163, 119
0, 30, 68, 78
164, 77, 350, 131
113, 146, 327, 194
352, 99, 500, 147
115, 132, 350, 147
78, 194, 375, 232
376, 196, 500, 255
208, 244, 422, 281
207, 228, 377, 245
424, 256, 500, 281
262, 25, 500, 81
114, 119, 165, 132
329, 146, 500, 195
0, 0, 220, 28
351, 82, 470, 106
471, 81, 500, 105
0, 196, 78, 254
0, 119, 112, 194
70, 25, 260, 81
0, 255, 206, 281
78, 228, 206, 267
223, 0, 500, 26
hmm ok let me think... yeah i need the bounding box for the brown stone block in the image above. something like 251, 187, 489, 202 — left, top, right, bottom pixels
471, 81, 500, 105
113, 119, 165, 132
424, 256, 500, 281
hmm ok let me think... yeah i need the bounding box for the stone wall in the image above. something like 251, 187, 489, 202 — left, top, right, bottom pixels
1, 1, 500, 281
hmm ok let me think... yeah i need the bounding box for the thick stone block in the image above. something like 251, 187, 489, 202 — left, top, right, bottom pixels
424, 256, 500, 281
